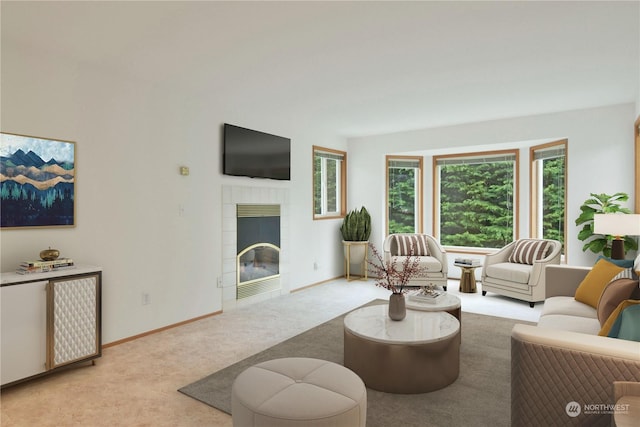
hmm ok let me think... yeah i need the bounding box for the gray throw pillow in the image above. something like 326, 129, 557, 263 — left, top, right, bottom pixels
597, 278, 639, 326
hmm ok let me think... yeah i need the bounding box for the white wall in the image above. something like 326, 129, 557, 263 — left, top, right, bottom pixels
347, 104, 637, 268
2, 33, 637, 345
0, 41, 347, 344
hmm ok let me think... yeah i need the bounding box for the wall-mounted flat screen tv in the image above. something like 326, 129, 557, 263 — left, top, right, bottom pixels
223, 124, 291, 180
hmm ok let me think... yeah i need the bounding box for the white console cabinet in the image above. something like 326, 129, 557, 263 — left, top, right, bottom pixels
1, 265, 102, 387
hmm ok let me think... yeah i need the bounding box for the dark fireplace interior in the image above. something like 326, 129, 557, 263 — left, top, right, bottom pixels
237, 216, 280, 252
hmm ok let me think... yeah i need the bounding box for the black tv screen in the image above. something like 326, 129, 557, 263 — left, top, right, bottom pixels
223, 124, 291, 180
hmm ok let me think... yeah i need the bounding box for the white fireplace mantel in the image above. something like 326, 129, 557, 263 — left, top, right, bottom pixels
221, 185, 290, 310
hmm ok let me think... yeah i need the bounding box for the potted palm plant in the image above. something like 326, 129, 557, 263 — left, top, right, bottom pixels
340, 207, 372, 280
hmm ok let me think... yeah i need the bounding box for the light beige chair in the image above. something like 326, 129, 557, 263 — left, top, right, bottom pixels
383, 233, 448, 290
481, 239, 561, 307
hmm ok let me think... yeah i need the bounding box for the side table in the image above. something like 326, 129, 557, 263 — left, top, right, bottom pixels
455, 263, 478, 293
406, 291, 462, 320
613, 381, 640, 427
614, 395, 640, 427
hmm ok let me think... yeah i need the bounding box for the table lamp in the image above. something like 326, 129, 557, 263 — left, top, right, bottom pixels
593, 213, 640, 260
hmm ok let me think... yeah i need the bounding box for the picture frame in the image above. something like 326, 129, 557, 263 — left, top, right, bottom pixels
1, 132, 76, 228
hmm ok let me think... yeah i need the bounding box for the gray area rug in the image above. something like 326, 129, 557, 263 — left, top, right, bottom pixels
179, 300, 532, 427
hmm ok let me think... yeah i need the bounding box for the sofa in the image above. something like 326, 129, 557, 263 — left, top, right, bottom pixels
481, 238, 562, 307
383, 233, 448, 289
511, 264, 640, 426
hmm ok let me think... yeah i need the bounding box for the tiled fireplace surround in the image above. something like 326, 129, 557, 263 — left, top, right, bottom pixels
222, 185, 290, 310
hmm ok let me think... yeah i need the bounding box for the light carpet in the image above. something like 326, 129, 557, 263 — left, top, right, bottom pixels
179, 300, 533, 427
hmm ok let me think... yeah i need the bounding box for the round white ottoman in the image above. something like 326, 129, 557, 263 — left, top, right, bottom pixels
231, 357, 367, 427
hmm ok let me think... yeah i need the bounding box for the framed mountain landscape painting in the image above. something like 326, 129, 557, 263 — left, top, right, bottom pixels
0, 132, 75, 228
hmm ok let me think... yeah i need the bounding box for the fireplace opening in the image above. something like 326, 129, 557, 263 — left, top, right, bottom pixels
238, 243, 280, 283
236, 204, 281, 299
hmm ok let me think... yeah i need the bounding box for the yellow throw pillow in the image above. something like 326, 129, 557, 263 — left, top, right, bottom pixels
574, 259, 624, 308
598, 299, 640, 337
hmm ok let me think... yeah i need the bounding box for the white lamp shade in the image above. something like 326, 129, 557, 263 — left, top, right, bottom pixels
593, 214, 640, 236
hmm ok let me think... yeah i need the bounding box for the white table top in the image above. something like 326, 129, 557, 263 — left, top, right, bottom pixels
1, 264, 102, 286
405, 292, 461, 312
344, 304, 460, 345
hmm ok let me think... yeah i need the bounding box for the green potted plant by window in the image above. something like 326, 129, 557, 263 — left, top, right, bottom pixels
341, 206, 372, 280
575, 192, 638, 257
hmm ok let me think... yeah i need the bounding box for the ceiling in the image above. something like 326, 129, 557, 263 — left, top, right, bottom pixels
2, 1, 639, 137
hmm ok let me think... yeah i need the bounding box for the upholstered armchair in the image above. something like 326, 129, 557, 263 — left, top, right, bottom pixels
383, 233, 448, 290
481, 239, 562, 307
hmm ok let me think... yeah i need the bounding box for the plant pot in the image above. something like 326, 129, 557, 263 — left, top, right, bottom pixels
388, 293, 406, 321
342, 240, 368, 265
343, 240, 369, 281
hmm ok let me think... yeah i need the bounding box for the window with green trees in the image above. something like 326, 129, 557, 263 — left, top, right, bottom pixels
434, 150, 518, 249
530, 141, 566, 250
386, 156, 423, 234
313, 146, 346, 219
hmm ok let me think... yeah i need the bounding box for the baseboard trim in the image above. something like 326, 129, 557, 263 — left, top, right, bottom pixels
292, 275, 344, 293
105, 275, 350, 348
102, 310, 223, 348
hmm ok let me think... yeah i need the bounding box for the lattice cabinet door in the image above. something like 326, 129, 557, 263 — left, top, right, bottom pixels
47, 273, 101, 369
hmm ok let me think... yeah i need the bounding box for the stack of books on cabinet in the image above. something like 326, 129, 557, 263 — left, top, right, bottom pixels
16, 258, 75, 274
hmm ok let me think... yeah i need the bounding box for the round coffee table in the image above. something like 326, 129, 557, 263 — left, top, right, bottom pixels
343, 304, 460, 394
405, 292, 462, 320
